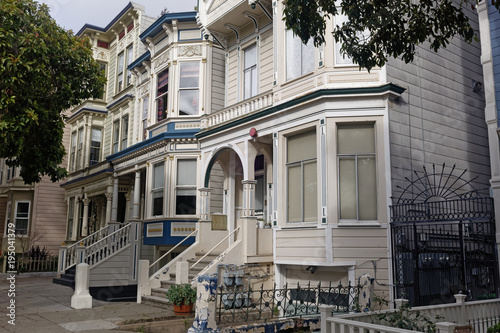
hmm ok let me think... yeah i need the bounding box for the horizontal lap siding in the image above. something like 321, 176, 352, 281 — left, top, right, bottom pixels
211, 47, 226, 113
226, 49, 238, 106
275, 228, 326, 262
387, 9, 489, 200
33, 180, 67, 255
89, 250, 131, 287
259, 29, 273, 93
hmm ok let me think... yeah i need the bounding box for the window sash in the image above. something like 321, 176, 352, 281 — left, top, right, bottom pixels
121, 116, 129, 150
113, 121, 120, 153
14, 202, 30, 235
287, 159, 317, 223
286, 30, 315, 81
157, 69, 169, 121
126, 46, 133, 86
90, 128, 102, 166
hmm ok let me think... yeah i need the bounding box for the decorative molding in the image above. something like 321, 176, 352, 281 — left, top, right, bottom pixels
179, 45, 202, 57
208, 0, 228, 13
154, 52, 170, 68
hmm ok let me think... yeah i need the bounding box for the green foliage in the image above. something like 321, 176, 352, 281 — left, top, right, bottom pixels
368, 295, 442, 333
488, 323, 500, 333
165, 284, 197, 306
0, 0, 105, 184
283, 0, 481, 71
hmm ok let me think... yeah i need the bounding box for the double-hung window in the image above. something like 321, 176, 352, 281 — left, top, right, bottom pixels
70, 132, 77, 171
77, 128, 83, 170
179, 62, 200, 116
175, 159, 197, 215
14, 201, 30, 235
152, 162, 164, 216
89, 128, 102, 166
337, 124, 377, 220
156, 69, 169, 122
142, 96, 149, 140
113, 120, 120, 154
286, 29, 315, 81
243, 44, 258, 99
126, 45, 133, 86
121, 115, 129, 150
286, 130, 317, 223
117, 52, 125, 92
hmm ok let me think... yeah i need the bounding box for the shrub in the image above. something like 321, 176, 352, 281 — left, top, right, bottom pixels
165, 284, 197, 306
488, 323, 500, 333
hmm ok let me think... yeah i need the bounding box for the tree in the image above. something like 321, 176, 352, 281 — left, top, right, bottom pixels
0, 0, 105, 184
283, 0, 483, 71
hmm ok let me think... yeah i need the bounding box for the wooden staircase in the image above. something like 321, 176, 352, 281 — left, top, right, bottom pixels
142, 252, 219, 309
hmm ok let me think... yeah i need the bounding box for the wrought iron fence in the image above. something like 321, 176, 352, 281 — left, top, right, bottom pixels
215, 281, 359, 325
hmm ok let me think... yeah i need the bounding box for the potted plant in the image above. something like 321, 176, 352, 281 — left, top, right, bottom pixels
165, 283, 197, 314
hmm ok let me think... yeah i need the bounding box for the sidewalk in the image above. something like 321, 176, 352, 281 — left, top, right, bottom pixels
0, 274, 187, 332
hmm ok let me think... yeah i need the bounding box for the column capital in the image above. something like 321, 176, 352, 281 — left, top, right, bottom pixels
105, 192, 113, 201
241, 179, 257, 185
199, 187, 213, 193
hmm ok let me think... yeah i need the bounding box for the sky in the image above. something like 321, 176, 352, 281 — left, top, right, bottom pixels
37, 0, 198, 32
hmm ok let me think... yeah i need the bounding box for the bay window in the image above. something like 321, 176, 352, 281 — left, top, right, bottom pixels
175, 159, 197, 215
179, 62, 199, 116
156, 69, 169, 122
244, 44, 258, 99
152, 162, 164, 216
286, 130, 317, 223
286, 29, 315, 81
337, 123, 377, 220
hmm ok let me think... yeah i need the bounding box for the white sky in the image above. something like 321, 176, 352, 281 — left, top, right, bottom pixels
37, 0, 198, 33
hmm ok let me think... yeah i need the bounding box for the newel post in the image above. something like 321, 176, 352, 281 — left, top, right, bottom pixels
188, 274, 219, 333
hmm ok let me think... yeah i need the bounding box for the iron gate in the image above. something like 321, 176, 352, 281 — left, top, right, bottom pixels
390, 164, 499, 306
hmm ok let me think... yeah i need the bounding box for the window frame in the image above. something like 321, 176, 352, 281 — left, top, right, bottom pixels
156, 68, 169, 122
121, 115, 129, 150
178, 62, 200, 116
112, 120, 120, 154
70, 131, 77, 172
243, 43, 258, 100
117, 51, 125, 92
285, 29, 316, 81
126, 45, 134, 86
142, 96, 149, 140
336, 123, 378, 222
174, 158, 197, 216
151, 161, 165, 217
76, 127, 84, 170
285, 128, 318, 224
13, 201, 30, 236
89, 128, 102, 166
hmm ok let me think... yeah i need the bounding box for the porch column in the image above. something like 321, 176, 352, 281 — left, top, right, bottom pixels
241, 180, 257, 217
99, 197, 106, 229
105, 192, 112, 226
81, 195, 90, 237
111, 173, 119, 223
132, 169, 141, 219
71, 196, 80, 241
124, 191, 131, 222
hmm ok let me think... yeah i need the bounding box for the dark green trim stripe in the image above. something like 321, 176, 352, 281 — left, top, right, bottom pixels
196, 83, 405, 139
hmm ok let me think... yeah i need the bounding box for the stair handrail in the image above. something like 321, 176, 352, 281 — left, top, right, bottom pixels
84, 223, 132, 267
150, 228, 198, 279
63, 225, 110, 271
190, 226, 240, 270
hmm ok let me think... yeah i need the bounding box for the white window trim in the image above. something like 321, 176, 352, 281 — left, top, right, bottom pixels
155, 67, 169, 123
150, 160, 166, 218
178, 62, 200, 117
89, 127, 102, 166
243, 43, 258, 100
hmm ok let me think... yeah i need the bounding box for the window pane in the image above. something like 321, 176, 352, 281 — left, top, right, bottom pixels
17, 202, 29, 217
126, 46, 133, 85
153, 163, 164, 189
358, 156, 377, 220
287, 130, 316, 163
244, 69, 252, 100
303, 161, 317, 222
157, 94, 167, 121
117, 53, 124, 74
176, 190, 196, 215
179, 90, 199, 115
180, 62, 199, 88
339, 157, 356, 219
286, 30, 301, 81
338, 124, 375, 154
152, 191, 163, 216
177, 159, 196, 186
121, 116, 129, 150
244, 44, 257, 68
334, 14, 354, 65
287, 164, 301, 222
301, 39, 315, 75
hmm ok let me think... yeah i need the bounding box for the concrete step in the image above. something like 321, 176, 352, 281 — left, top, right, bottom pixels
151, 287, 170, 298
141, 295, 172, 309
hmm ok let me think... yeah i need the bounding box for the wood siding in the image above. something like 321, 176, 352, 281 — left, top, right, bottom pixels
387, 11, 490, 198
259, 29, 273, 93
89, 248, 131, 287
275, 228, 326, 262
211, 47, 226, 113
226, 49, 238, 106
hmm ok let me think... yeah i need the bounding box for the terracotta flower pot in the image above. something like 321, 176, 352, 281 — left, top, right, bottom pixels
173, 303, 194, 315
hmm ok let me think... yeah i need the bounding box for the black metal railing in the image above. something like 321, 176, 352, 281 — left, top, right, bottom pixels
215, 281, 359, 325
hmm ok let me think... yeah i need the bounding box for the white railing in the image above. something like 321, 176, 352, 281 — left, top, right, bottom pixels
201, 91, 273, 129
149, 228, 198, 280
190, 226, 240, 270
321, 297, 500, 333
59, 226, 109, 273
84, 223, 131, 267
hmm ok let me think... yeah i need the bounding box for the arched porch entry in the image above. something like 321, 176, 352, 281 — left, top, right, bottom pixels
200, 138, 274, 235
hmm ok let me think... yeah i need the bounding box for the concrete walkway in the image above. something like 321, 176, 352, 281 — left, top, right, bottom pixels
0, 274, 183, 332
